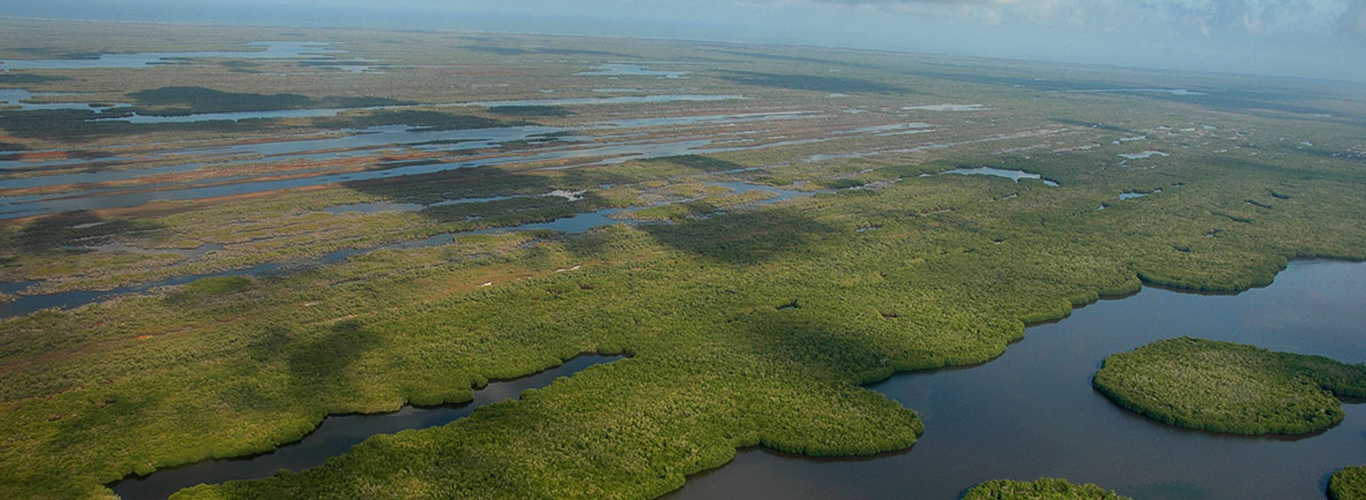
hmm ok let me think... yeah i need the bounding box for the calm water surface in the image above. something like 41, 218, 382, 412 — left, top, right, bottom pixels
665, 260, 1366, 500
922, 167, 1061, 187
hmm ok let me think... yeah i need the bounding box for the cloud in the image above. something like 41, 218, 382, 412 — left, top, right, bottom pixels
799, 0, 1356, 37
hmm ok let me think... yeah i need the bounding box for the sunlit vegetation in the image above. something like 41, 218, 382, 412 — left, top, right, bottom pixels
2, 141, 1361, 497
0, 17, 1365, 500
1093, 337, 1366, 435
964, 478, 1132, 500
1330, 466, 1366, 500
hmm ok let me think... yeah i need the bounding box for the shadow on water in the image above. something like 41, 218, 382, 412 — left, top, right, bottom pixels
662, 260, 1366, 500
108, 353, 623, 500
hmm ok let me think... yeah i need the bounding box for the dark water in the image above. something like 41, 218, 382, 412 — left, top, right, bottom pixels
665, 260, 1366, 500
110, 354, 622, 500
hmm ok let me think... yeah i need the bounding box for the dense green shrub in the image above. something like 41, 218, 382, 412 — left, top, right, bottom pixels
964, 478, 1131, 500
1330, 466, 1366, 500
2, 19, 1366, 500
1093, 337, 1366, 435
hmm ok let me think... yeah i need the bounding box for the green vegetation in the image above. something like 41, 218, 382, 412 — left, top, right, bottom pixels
2, 143, 1361, 498
964, 478, 1132, 500
1330, 466, 1366, 500
1, 17, 1365, 500
1093, 337, 1366, 435
177, 276, 254, 297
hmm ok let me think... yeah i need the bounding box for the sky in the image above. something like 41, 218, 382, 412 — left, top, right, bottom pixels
5, 0, 1366, 82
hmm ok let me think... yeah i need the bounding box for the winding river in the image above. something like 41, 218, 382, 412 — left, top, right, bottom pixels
110, 354, 623, 500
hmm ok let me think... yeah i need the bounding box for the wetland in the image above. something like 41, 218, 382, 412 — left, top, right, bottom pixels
1, 18, 1364, 500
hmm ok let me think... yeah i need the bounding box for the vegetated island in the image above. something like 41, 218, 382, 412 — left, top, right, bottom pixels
1330, 466, 1366, 500
964, 478, 1132, 500
5, 18, 1366, 500
1093, 337, 1366, 435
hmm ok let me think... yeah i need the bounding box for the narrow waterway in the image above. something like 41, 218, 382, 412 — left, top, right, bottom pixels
110, 354, 623, 500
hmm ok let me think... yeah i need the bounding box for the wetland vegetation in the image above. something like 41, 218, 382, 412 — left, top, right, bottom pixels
1094, 338, 1366, 435
964, 479, 1132, 500
1332, 467, 1366, 500
0, 17, 1364, 500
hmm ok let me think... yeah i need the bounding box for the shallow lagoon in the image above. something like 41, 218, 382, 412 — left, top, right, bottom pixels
665, 260, 1366, 500
923, 167, 1060, 186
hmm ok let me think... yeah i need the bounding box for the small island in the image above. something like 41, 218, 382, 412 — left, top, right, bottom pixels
1093, 337, 1366, 435
1331, 466, 1366, 500
964, 478, 1131, 500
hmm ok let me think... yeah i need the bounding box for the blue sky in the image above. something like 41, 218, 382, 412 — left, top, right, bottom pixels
7, 0, 1365, 81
